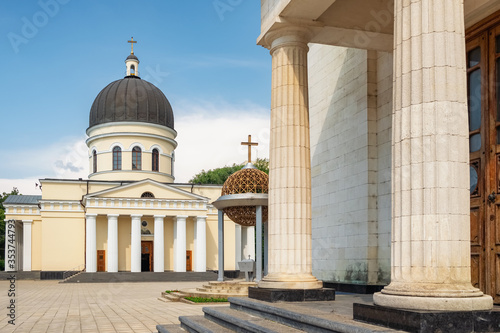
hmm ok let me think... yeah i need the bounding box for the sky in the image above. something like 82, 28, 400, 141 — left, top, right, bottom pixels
0, 0, 271, 195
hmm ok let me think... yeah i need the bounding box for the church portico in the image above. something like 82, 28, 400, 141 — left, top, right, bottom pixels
85, 209, 209, 273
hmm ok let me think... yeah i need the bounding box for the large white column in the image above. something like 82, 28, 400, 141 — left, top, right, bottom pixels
234, 224, 242, 268
194, 216, 207, 272
86, 214, 97, 272
373, 0, 492, 311
22, 220, 32, 272
242, 226, 255, 260
174, 215, 187, 272
259, 26, 322, 289
130, 214, 142, 273
153, 215, 165, 272
107, 214, 119, 272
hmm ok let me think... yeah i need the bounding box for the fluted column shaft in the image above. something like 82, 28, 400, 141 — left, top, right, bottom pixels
130, 214, 142, 272
373, 0, 492, 311
107, 214, 119, 272
174, 215, 187, 272
259, 27, 322, 289
154, 215, 165, 272
85, 214, 97, 272
194, 216, 207, 272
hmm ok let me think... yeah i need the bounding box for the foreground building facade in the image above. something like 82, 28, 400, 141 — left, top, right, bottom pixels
259, 0, 500, 308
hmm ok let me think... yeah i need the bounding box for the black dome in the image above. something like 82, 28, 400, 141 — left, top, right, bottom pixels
88, 76, 174, 130
126, 54, 138, 60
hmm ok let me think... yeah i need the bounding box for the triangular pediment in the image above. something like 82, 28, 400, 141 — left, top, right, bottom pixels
85, 179, 208, 201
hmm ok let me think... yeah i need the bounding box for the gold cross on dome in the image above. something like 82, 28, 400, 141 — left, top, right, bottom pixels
241, 135, 258, 163
128, 37, 137, 54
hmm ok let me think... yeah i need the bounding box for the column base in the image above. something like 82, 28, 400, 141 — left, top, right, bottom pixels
248, 287, 335, 302
354, 302, 500, 333
373, 292, 493, 311
257, 273, 323, 289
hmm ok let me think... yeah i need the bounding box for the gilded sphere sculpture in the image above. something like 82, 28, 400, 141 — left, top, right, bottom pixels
221, 164, 268, 226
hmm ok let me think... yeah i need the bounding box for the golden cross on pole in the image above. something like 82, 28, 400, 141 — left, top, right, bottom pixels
128, 37, 137, 54
241, 135, 258, 163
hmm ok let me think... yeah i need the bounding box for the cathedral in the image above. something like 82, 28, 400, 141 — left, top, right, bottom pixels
3, 42, 255, 276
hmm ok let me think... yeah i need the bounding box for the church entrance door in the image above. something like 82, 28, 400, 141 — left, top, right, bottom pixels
186, 250, 192, 272
97, 250, 105, 272
467, 14, 500, 303
141, 241, 153, 272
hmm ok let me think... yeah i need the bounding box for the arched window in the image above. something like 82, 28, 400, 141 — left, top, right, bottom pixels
113, 146, 122, 170
141, 192, 154, 198
130, 64, 135, 75
92, 150, 97, 173
132, 146, 142, 170
152, 148, 159, 172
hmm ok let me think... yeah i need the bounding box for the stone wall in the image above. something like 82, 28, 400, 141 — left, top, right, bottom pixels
309, 43, 392, 285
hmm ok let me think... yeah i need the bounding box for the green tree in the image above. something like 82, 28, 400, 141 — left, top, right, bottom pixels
0, 187, 20, 270
189, 158, 269, 185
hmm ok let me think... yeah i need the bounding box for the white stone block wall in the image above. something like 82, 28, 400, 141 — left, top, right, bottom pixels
309, 43, 392, 285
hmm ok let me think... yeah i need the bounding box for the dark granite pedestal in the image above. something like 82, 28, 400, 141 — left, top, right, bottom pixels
248, 286, 335, 302
354, 303, 500, 333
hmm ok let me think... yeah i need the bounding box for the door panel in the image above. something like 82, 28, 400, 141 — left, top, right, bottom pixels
468, 15, 500, 303
97, 250, 105, 272
141, 241, 153, 272
186, 250, 192, 272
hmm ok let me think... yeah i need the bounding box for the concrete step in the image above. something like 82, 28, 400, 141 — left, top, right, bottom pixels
62, 271, 218, 283
179, 315, 234, 333
161, 292, 184, 302
228, 297, 404, 333
203, 306, 304, 333
156, 323, 186, 333
180, 288, 243, 299
196, 287, 247, 294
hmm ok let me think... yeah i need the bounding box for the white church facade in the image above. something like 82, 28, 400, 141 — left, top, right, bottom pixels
3, 45, 257, 276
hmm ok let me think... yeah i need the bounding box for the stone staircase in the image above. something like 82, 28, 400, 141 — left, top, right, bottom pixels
156, 297, 404, 332
159, 281, 257, 302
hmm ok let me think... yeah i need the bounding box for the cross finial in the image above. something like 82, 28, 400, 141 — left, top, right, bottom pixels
128, 37, 137, 54
241, 135, 258, 163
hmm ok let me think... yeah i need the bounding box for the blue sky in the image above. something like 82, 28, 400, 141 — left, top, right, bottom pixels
1, 0, 271, 194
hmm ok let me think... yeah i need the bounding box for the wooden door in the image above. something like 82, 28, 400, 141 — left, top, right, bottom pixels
141, 241, 153, 272
467, 14, 500, 303
186, 250, 192, 272
97, 250, 105, 272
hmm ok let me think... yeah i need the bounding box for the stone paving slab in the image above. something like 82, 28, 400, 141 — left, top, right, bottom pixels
0, 280, 226, 333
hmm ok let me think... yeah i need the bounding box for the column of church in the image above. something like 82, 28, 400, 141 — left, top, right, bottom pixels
107, 214, 119, 272
154, 215, 165, 272
85, 214, 97, 272
174, 215, 187, 272
259, 26, 322, 289
194, 216, 207, 272
373, 0, 492, 310
130, 214, 142, 272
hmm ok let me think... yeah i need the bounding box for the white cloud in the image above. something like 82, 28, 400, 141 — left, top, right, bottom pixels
174, 111, 270, 182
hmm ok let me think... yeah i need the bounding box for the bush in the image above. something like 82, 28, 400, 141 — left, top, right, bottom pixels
0, 259, 4, 271
184, 296, 228, 303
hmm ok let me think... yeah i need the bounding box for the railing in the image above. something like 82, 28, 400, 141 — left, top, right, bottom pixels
62, 263, 86, 280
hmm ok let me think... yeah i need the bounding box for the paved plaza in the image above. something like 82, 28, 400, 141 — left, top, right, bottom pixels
0, 280, 222, 333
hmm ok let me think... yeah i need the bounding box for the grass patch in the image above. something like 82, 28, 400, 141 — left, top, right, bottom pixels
184, 296, 228, 303
164, 290, 180, 294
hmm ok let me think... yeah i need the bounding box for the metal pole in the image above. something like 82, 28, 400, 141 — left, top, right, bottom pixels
264, 218, 268, 276
217, 210, 224, 282
256, 206, 262, 282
